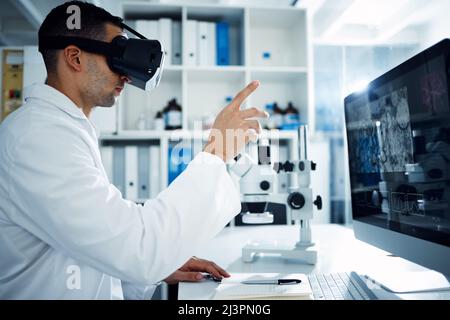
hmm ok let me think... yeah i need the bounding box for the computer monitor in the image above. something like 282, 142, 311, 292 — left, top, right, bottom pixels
344, 39, 450, 283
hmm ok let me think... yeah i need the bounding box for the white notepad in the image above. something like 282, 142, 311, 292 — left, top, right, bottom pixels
213, 273, 312, 300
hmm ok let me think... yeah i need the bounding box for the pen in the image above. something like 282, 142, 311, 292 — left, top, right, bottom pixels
242, 279, 302, 285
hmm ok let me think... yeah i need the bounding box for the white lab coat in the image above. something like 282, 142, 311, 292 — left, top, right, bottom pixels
0, 84, 241, 299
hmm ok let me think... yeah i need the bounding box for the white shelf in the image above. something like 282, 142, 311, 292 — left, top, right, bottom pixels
184, 65, 245, 72
248, 8, 307, 68
100, 131, 166, 140
165, 66, 308, 73
250, 71, 308, 125
186, 69, 245, 129
100, 129, 298, 141
164, 65, 184, 71
120, 68, 182, 131
124, 2, 182, 19
116, 3, 310, 133
249, 66, 308, 73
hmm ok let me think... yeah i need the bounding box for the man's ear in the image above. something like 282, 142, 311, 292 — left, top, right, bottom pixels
62, 45, 82, 72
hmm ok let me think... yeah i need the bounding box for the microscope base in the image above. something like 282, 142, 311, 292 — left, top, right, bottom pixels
242, 241, 317, 264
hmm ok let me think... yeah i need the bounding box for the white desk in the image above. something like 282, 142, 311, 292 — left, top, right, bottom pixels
179, 224, 450, 300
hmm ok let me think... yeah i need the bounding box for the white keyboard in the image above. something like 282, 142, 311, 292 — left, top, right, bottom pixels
308, 272, 378, 300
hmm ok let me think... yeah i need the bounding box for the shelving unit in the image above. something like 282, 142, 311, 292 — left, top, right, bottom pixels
97, 1, 311, 198
96, 2, 311, 136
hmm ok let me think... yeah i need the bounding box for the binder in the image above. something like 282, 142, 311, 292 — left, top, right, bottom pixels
138, 146, 150, 200
168, 144, 193, 185
178, 146, 192, 176
147, 20, 159, 40
125, 145, 138, 200
197, 21, 209, 66
135, 20, 148, 38
168, 144, 179, 185
208, 22, 217, 65
185, 20, 197, 66
100, 145, 113, 182
159, 18, 172, 65
149, 146, 160, 198
172, 21, 182, 65
216, 22, 230, 66
112, 146, 126, 196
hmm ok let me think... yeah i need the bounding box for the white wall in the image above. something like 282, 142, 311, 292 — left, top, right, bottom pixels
23, 46, 47, 88
419, 1, 450, 49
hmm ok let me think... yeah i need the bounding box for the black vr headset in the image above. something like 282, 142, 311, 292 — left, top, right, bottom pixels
38, 22, 164, 91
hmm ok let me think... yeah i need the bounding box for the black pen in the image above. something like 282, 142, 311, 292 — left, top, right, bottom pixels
242, 279, 302, 285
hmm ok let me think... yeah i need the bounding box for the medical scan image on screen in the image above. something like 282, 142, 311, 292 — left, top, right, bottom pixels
345, 54, 450, 247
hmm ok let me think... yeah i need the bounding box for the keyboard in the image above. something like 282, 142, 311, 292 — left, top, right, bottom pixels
308, 272, 378, 300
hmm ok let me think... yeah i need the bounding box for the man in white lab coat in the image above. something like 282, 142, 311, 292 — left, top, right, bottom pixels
0, 1, 266, 299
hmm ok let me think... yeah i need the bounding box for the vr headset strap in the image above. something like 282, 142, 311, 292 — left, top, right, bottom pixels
120, 22, 147, 40
38, 36, 123, 57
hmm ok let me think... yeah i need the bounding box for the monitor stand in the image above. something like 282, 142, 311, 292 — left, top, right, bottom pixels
363, 270, 450, 294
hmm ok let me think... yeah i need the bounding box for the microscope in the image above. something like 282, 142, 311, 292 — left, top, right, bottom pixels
229, 126, 322, 264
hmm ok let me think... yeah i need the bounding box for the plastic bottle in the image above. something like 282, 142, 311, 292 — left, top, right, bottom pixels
154, 111, 165, 130
164, 98, 182, 130
283, 101, 300, 128
263, 103, 275, 130
272, 102, 284, 130
136, 112, 147, 130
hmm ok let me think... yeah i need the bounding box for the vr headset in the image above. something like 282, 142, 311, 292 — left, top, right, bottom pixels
38, 22, 164, 91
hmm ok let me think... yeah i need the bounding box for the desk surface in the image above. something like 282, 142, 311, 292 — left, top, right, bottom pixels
179, 224, 450, 300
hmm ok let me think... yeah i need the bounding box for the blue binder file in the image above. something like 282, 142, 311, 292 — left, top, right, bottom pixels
216, 22, 229, 66
168, 145, 193, 185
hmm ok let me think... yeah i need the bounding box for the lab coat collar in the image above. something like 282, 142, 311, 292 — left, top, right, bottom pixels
25, 83, 88, 120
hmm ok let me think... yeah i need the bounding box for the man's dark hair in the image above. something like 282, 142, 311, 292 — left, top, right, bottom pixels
38, 0, 123, 74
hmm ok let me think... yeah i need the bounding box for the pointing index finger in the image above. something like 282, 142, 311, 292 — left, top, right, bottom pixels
230, 80, 260, 109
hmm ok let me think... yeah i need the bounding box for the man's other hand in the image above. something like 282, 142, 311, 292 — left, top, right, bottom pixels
163, 257, 230, 285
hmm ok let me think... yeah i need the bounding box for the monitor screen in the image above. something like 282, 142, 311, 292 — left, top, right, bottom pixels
344, 40, 450, 250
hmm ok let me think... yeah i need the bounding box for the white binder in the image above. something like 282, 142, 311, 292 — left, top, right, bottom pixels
197, 21, 209, 66
172, 21, 182, 65
112, 146, 126, 196
149, 146, 160, 198
125, 146, 138, 201
147, 20, 159, 40
185, 20, 197, 66
208, 22, 217, 65
135, 20, 148, 38
159, 18, 172, 65
138, 146, 150, 200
